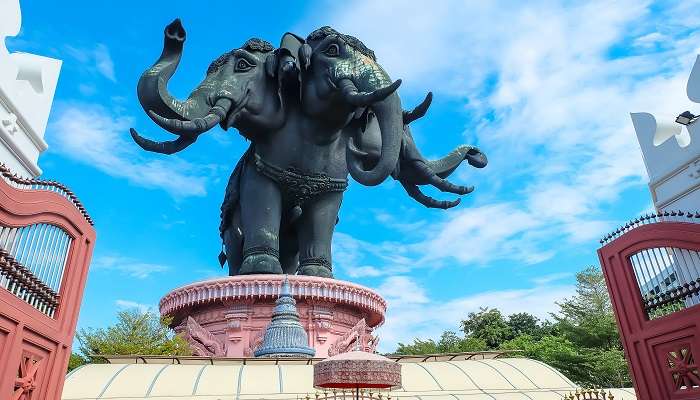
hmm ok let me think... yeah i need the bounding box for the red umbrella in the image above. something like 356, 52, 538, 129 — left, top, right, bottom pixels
314, 351, 401, 399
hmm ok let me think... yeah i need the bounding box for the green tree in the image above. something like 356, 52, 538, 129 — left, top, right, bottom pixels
67, 353, 87, 372
507, 312, 542, 338
460, 308, 513, 349
394, 338, 440, 355
500, 334, 587, 383
552, 266, 619, 350
436, 331, 487, 353
76, 309, 191, 365
394, 331, 487, 355
392, 266, 632, 387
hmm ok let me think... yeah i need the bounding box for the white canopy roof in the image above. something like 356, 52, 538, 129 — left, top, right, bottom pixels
62, 357, 637, 400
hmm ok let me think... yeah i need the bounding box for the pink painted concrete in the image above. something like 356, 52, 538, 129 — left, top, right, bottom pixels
160, 274, 387, 358
599, 221, 700, 400
0, 171, 95, 400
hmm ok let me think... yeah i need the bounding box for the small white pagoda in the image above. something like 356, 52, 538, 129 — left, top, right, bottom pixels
0, 0, 61, 178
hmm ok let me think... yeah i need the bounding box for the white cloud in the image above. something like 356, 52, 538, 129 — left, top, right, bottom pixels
303, 0, 700, 268
115, 299, 155, 313
94, 44, 116, 82
297, 2, 700, 351
92, 255, 169, 279
634, 32, 667, 48
78, 83, 96, 96
373, 275, 574, 352
65, 43, 117, 82
49, 102, 214, 198
531, 272, 573, 286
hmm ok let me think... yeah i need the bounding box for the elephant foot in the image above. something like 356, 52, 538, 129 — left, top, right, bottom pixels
239, 252, 282, 275
298, 258, 333, 278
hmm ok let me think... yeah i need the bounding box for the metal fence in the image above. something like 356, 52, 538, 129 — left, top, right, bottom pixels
0, 223, 72, 317
600, 212, 700, 321
600, 210, 700, 245
629, 246, 700, 320
0, 163, 93, 225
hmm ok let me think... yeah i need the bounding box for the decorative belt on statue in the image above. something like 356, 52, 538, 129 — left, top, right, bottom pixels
252, 153, 348, 206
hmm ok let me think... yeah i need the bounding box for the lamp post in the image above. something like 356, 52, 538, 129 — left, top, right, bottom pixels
675, 111, 698, 125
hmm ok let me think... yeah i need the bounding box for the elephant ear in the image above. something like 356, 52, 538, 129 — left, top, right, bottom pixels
274, 32, 306, 98
281, 32, 305, 57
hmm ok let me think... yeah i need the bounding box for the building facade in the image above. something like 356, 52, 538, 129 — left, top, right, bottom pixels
630, 54, 700, 213
0, 1, 96, 400
0, 0, 61, 178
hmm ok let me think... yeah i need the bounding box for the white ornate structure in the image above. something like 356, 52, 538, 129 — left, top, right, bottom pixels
0, 0, 61, 177
61, 354, 637, 400
630, 56, 700, 212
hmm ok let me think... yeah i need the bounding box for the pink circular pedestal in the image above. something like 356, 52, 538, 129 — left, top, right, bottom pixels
160, 275, 387, 358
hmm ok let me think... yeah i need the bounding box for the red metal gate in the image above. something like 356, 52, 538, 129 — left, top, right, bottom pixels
0, 164, 95, 400
599, 212, 700, 400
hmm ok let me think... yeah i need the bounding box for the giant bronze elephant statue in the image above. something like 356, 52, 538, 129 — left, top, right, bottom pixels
130, 21, 486, 278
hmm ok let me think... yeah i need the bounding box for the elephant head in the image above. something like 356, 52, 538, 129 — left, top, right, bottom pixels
299, 26, 404, 186
131, 19, 289, 153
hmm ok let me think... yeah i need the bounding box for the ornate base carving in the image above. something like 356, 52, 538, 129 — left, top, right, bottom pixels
160, 275, 386, 358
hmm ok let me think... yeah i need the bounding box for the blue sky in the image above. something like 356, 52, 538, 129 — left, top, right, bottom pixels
7, 0, 700, 351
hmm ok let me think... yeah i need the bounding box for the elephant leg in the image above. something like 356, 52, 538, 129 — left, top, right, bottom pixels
223, 206, 243, 275
279, 217, 300, 275
296, 192, 343, 278
239, 166, 283, 275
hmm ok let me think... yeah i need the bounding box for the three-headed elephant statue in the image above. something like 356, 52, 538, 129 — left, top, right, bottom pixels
130, 21, 487, 279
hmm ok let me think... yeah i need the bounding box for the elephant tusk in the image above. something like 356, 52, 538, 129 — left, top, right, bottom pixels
129, 128, 196, 155
403, 92, 433, 125
347, 137, 370, 158
338, 78, 401, 107
148, 97, 233, 136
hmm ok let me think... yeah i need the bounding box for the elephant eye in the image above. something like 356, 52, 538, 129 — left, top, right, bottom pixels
323, 43, 340, 57
235, 58, 254, 72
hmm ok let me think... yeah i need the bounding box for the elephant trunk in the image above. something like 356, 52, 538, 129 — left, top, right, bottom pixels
136, 19, 211, 123
428, 145, 488, 178
343, 80, 404, 186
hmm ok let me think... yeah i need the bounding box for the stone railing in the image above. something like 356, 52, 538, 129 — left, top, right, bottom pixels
160, 275, 387, 325
0, 163, 93, 225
